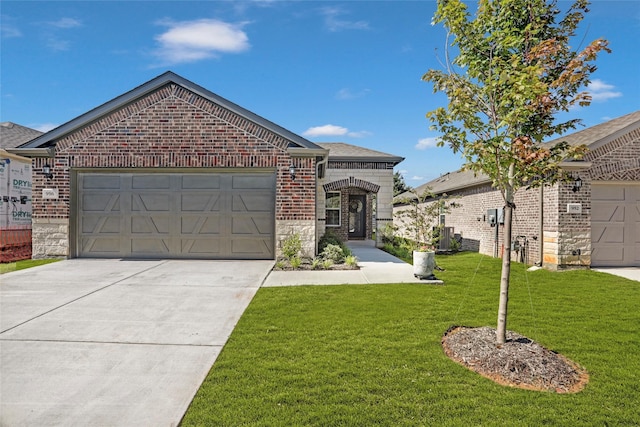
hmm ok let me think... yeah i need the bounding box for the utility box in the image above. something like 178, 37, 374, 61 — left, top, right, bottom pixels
487, 208, 504, 226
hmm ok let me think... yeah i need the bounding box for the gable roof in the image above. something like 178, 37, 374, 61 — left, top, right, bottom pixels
316, 142, 404, 165
17, 71, 322, 151
396, 110, 640, 204
395, 168, 490, 204
545, 110, 640, 150
0, 122, 43, 149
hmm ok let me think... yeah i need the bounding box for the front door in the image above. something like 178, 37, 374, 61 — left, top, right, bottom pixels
348, 195, 366, 239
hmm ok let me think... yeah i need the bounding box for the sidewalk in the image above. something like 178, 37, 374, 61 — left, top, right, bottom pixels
262, 240, 443, 286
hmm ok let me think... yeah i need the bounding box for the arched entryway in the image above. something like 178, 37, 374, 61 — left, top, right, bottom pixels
323, 177, 380, 241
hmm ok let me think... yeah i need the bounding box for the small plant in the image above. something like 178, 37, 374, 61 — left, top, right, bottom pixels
282, 233, 302, 261
322, 259, 333, 269
318, 231, 352, 257
321, 244, 345, 264
289, 256, 302, 269
345, 255, 358, 267
449, 237, 462, 253
275, 260, 287, 270
311, 258, 324, 270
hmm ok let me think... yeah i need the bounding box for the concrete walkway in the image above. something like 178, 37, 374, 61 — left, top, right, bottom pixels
0, 259, 273, 427
592, 267, 640, 282
263, 240, 440, 286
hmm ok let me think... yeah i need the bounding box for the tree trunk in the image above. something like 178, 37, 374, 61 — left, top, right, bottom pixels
496, 164, 515, 345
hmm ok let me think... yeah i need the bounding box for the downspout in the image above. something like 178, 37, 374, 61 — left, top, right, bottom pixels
538, 184, 544, 266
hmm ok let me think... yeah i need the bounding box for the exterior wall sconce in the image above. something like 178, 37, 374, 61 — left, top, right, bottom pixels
43, 164, 53, 180
289, 162, 296, 180
572, 176, 582, 192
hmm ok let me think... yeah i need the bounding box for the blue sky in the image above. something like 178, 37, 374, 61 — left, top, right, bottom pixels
1, 1, 639, 185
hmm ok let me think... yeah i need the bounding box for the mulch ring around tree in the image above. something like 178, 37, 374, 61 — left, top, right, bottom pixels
442, 326, 589, 393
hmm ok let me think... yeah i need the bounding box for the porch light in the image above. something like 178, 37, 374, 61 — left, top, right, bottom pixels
42, 164, 53, 180
572, 176, 582, 193
289, 162, 296, 180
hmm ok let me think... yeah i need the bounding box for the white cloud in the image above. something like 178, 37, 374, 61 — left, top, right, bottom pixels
48, 18, 82, 29
415, 137, 439, 150
303, 124, 348, 137
335, 88, 370, 100
587, 79, 622, 102
321, 7, 369, 32
32, 123, 58, 132
411, 176, 425, 181
302, 124, 371, 138
154, 19, 249, 64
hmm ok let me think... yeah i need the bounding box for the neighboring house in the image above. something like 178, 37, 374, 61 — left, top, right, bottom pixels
394, 111, 640, 269
1, 122, 41, 262
1, 122, 43, 150
9, 72, 402, 260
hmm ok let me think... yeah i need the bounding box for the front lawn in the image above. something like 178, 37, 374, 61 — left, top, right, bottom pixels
181, 252, 639, 426
0, 258, 61, 274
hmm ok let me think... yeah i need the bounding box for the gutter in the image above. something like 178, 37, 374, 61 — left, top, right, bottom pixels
6, 147, 55, 158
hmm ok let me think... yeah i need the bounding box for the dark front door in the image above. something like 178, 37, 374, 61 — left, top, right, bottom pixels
348, 195, 366, 239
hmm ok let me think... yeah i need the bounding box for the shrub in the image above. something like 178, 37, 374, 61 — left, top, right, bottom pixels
345, 255, 358, 267
321, 244, 345, 264
318, 231, 352, 258
311, 258, 324, 270
322, 259, 333, 269
289, 256, 302, 269
282, 233, 302, 261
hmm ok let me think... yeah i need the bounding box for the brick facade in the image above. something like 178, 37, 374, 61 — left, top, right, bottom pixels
31, 83, 317, 258
317, 165, 395, 249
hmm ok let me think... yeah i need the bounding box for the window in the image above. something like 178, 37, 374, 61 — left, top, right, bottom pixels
325, 192, 341, 226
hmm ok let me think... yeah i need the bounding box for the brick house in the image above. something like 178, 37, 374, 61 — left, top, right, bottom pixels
393, 111, 640, 269
10, 72, 402, 260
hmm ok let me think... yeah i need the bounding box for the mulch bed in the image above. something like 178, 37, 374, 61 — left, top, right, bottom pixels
442, 326, 589, 393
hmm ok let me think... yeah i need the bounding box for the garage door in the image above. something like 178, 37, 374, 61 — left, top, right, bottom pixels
591, 182, 640, 267
77, 171, 275, 259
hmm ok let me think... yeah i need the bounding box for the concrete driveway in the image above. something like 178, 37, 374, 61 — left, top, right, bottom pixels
0, 259, 273, 426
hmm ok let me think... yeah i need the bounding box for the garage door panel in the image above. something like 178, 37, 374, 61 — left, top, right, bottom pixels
82, 175, 121, 189
232, 175, 275, 189
131, 175, 170, 189
182, 239, 221, 255
181, 175, 220, 189
131, 238, 170, 254
232, 193, 274, 212
82, 194, 120, 212
232, 217, 272, 235
181, 216, 221, 234
82, 216, 121, 234
231, 238, 272, 256
181, 194, 220, 212
78, 172, 275, 259
82, 238, 121, 254
131, 216, 170, 234
592, 247, 625, 262
132, 194, 171, 212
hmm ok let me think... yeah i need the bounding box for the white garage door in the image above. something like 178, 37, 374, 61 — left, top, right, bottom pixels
591, 182, 640, 267
77, 171, 275, 259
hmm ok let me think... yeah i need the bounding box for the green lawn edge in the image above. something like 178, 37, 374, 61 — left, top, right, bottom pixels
181, 252, 640, 426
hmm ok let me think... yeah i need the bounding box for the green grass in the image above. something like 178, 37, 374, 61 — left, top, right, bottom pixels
0, 258, 61, 274
181, 252, 640, 426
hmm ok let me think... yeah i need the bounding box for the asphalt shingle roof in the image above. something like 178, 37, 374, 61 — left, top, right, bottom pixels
0, 122, 43, 149
397, 110, 640, 204
545, 110, 640, 148
316, 142, 404, 164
